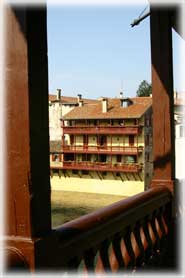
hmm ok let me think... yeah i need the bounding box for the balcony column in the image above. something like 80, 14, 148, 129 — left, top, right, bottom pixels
62, 134, 64, 147
137, 132, 138, 162
98, 133, 100, 163
111, 134, 112, 152
74, 135, 76, 161
110, 135, 112, 165
5, 6, 51, 270
62, 135, 65, 164
150, 7, 175, 192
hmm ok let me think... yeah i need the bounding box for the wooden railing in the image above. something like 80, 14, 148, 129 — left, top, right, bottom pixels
62, 145, 143, 154
36, 186, 173, 272
62, 125, 140, 135
61, 161, 142, 172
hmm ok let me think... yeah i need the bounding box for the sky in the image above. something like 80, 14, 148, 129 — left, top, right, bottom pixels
47, 4, 185, 99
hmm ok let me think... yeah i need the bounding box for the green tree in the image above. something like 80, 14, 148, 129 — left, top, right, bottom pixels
136, 80, 152, 97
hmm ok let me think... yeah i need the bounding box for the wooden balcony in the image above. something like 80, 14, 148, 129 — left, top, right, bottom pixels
50, 161, 62, 168
5, 6, 178, 273
62, 145, 143, 155
26, 186, 174, 271
62, 125, 139, 135
61, 161, 142, 172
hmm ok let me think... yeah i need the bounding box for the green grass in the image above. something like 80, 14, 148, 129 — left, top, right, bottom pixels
51, 190, 127, 228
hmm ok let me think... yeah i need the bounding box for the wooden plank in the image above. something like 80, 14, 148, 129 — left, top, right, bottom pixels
150, 8, 175, 192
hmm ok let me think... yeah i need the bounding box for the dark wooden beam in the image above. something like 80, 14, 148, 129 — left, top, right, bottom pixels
150, 8, 175, 192
5, 5, 51, 269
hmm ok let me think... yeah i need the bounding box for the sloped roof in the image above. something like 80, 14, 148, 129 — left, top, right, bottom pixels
63, 97, 152, 120
49, 94, 98, 104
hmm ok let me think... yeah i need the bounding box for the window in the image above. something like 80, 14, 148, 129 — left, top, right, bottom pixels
118, 120, 124, 126
126, 156, 136, 163
52, 154, 60, 162
117, 155, 122, 163
180, 125, 185, 137
100, 155, 106, 162
64, 154, 74, 161
70, 135, 74, 145
83, 135, 88, 145
99, 135, 107, 146
129, 135, 135, 146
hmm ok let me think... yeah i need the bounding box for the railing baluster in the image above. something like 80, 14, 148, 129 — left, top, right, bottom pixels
111, 233, 125, 270
133, 222, 146, 267
142, 219, 155, 264
84, 248, 96, 272
123, 227, 136, 269
98, 239, 111, 271
17, 187, 173, 272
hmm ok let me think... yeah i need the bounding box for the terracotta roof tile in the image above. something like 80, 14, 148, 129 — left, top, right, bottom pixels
49, 94, 57, 102
63, 97, 152, 120
49, 94, 98, 104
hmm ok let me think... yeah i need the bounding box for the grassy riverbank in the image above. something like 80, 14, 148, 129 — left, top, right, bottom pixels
51, 190, 126, 227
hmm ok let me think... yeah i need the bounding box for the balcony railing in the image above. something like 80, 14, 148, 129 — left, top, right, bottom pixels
61, 161, 142, 172
62, 145, 143, 155
37, 186, 173, 272
62, 125, 139, 135
50, 161, 62, 168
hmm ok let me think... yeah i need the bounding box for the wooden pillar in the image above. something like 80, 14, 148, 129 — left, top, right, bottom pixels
110, 134, 112, 151
150, 8, 175, 192
62, 135, 64, 165
74, 135, 76, 161
62, 134, 65, 147
5, 6, 51, 270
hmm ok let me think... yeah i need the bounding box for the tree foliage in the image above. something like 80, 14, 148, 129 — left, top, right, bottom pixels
136, 80, 152, 97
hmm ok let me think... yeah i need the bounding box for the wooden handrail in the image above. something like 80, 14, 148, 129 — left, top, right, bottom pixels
61, 161, 142, 172
62, 125, 140, 128
35, 186, 172, 271
62, 145, 142, 154
62, 126, 139, 135
56, 186, 170, 232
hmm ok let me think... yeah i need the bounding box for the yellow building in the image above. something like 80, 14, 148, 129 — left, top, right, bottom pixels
50, 95, 152, 195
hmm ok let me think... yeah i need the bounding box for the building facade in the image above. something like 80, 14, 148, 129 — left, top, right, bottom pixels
49, 89, 98, 141
50, 95, 153, 193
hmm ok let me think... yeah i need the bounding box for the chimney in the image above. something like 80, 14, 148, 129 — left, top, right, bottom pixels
102, 98, 108, 113
79, 100, 84, 107
174, 90, 178, 100
56, 88, 61, 100
77, 94, 82, 103
120, 91, 123, 99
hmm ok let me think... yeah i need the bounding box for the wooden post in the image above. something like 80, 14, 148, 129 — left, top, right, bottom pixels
150, 7, 175, 192
5, 6, 51, 270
